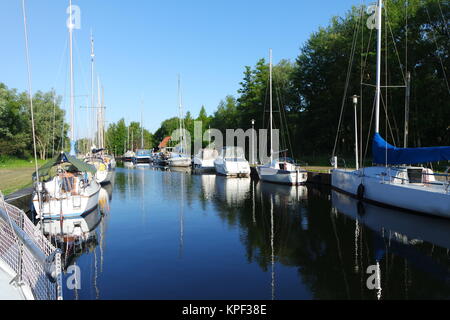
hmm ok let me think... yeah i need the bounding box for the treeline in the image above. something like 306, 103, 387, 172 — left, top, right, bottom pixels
0, 83, 68, 160
104, 119, 154, 155
154, 0, 449, 163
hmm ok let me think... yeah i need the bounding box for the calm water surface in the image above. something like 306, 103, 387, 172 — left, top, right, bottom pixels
60, 164, 450, 300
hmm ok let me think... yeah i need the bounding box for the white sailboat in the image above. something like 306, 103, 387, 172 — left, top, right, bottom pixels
256, 49, 307, 185
33, 0, 101, 227
168, 75, 191, 168
331, 0, 450, 218
85, 33, 115, 183
214, 146, 250, 177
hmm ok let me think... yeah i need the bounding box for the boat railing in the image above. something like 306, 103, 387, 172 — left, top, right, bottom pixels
382, 169, 450, 191
0, 192, 63, 300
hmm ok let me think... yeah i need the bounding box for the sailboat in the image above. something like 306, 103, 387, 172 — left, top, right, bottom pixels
256, 49, 308, 185
135, 111, 151, 164
168, 76, 192, 168
84, 34, 116, 183
32, 0, 101, 227
331, 0, 450, 218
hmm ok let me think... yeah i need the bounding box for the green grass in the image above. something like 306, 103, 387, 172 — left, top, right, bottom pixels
0, 156, 46, 169
0, 156, 46, 196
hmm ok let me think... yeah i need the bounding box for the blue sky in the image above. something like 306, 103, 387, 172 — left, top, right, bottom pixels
0, 0, 360, 138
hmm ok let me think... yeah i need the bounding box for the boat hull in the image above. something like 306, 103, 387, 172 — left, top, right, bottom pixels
33, 181, 101, 222
257, 166, 307, 185
214, 160, 250, 177
332, 168, 450, 218
168, 157, 191, 167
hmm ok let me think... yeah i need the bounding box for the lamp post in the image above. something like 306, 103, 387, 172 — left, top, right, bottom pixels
352, 95, 359, 170
251, 119, 256, 165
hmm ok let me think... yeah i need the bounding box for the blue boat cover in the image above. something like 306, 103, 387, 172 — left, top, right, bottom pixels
373, 133, 450, 165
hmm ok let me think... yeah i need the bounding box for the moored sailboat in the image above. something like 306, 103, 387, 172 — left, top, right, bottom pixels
168, 75, 191, 168
256, 49, 307, 185
331, 0, 450, 218
33, 0, 101, 229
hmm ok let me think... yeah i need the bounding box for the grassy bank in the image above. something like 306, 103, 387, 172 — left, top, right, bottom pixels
0, 157, 46, 196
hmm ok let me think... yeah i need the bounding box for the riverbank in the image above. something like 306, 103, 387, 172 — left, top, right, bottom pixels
0, 158, 45, 196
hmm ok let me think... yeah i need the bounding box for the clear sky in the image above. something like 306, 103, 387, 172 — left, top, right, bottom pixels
0, 0, 360, 138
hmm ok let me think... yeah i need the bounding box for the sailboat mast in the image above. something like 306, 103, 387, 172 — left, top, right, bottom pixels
69, 0, 75, 154
178, 75, 184, 153
101, 85, 105, 149
269, 49, 273, 162
141, 110, 144, 149
90, 31, 95, 147
375, 0, 383, 134
97, 76, 101, 148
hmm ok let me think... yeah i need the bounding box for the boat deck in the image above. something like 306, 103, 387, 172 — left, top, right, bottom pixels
0, 268, 24, 300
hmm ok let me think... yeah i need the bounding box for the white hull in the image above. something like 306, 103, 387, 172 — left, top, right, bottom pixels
214, 160, 250, 177
168, 157, 191, 167
257, 166, 307, 185
332, 167, 450, 218
193, 158, 215, 170
33, 178, 101, 222
95, 168, 114, 184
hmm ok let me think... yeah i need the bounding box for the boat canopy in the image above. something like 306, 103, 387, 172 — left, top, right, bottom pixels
372, 133, 450, 165
33, 152, 96, 180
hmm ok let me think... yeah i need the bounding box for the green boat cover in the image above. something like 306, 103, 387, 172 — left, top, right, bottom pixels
33, 152, 96, 180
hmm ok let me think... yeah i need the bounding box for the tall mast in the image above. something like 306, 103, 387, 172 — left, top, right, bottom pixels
97, 76, 101, 148
375, 0, 383, 134
101, 85, 105, 149
269, 49, 273, 161
141, 109, 144, 149
178, 75, 185, 153
69, 0, 75, 155
90, 31, 95, 147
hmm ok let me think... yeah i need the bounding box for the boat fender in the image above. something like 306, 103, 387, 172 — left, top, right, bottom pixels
357, 184, 365, 200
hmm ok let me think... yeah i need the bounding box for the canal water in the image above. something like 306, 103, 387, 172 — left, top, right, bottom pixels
60, 164, 450, 300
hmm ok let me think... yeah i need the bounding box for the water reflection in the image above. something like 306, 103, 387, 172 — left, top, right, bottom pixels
64, 166, 450, 300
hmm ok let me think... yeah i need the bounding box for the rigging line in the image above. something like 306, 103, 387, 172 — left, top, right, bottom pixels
332, 5, 363, 158
380, 92, 397, 146
21, 0, 41, 186
424, 4, 450, 95
278, 84, 294, 159
363, 97, 376, 164
385, 8, 406, 83
436, 0, 450, 38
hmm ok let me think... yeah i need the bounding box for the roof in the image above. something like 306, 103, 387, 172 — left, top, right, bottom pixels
33, 152, 97, 180
158, 136, 172, 149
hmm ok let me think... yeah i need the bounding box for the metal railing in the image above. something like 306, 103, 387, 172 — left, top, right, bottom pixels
0, 192, 63, 300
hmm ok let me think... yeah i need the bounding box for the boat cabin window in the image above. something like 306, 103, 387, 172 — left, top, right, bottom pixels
407, 168, 423, 184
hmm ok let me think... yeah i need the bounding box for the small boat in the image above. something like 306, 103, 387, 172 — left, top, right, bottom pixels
85, 148, 114, 184
257, 157, 308, 186
193, 148, 219, 172
33, 152, 101, 222
214, 146, 251, 177
135, 149, 151, 163
168, 151, 191, 167
256, 49, 307, 186
123, 150, 135, 162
